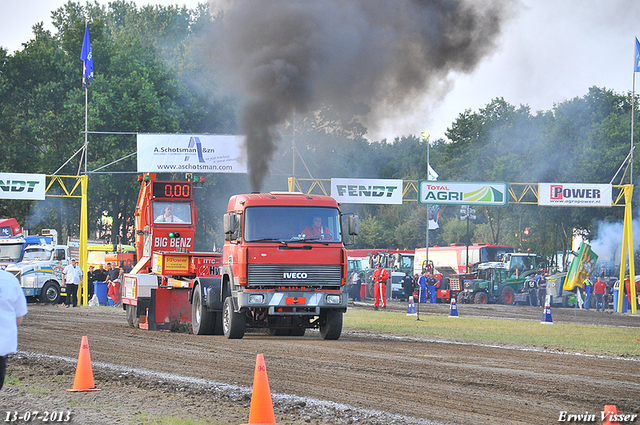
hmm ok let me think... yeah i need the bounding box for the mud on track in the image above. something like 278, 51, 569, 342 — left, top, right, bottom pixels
1, 302, 639, 425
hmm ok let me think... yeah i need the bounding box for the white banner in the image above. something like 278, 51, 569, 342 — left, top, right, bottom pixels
0, 173, 46, 200
331, 178, 403, 204
137, 134, 247, 174
538, 183, 612, 207
419, 181, 508, 206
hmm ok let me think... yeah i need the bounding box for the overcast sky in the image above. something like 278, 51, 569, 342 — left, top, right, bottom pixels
1, 0, 639, 142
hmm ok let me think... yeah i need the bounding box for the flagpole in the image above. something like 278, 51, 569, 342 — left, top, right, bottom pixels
632, 71, 635, 184
84, 86, 88, 174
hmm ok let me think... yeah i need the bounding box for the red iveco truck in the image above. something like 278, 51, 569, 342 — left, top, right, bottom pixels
218, 192, 359, 339
122, 174, 358, 340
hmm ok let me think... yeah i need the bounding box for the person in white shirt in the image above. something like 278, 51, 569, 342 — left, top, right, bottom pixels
0, 269, 28, 389
155, 205, 184, 223
62, 259, 83, 308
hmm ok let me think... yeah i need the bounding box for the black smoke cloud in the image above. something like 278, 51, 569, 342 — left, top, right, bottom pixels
209, 0, 514, 191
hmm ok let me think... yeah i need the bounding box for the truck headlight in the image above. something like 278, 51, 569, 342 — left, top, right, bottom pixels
248, 294, 264, 304
326, 294, 342, 304
23, 277, 35, 288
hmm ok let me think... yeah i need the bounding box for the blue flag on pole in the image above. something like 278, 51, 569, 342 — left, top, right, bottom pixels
635, 37, 640, 73
81, 24, 94, 88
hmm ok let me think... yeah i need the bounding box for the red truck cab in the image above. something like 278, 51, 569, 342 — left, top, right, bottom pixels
221, 192, 358, 339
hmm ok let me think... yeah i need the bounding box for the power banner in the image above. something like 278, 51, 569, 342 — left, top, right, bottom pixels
331, 178, 403, 204
538, 183, 612, 207
137, 134, 248, 174
0, 173, 46, 200
419, 181, 508, 206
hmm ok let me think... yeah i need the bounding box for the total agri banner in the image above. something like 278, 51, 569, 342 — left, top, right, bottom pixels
0, 172, 46, 200
538, 183, 612, 207
137, 134, 248, 174
331, 178, 403, 204
419, 181, 508, 206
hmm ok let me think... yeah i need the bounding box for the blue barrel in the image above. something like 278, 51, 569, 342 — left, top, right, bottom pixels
93, 281, 108, 306
613, 289, 628, 313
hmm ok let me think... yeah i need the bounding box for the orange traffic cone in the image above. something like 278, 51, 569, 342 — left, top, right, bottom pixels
602, 405, 620, 425
243, 354, 279, 425
67, 336, 100, 392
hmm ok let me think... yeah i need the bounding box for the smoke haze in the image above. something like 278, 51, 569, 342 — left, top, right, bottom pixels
208, 0, 515, 191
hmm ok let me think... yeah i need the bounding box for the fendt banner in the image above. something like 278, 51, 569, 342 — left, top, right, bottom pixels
538, 183, 612, 207
137, 134, 248, 173
0, 172, 46, 200
419, 181, 508, 206
331, 178, 403, 204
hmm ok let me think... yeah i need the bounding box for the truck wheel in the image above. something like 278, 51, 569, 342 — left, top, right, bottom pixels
40, 281, 61, 304
125, 304, 138, 328
320, 309, 342, 340
499, 286, 515, 305
192, 288, 215, 335
223, 296, 245, 339
474, 291, 488, 304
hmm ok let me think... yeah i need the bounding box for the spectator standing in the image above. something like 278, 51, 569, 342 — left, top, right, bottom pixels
86, 265, 95, 299
426, 272, 438, 304
108, 267, 124, 307
525, 276, 538, 306
537, 271, 547, 307
594, 276, 607, 312
62, 259, 82, 308
92, 264, 108, 283
353, 272, 362, 301
372, 263, 389, 310
105, 262, 119, 284
418, 270, 427, 303
583, 275, 592, 310
402, 272, 414, 302
0, 269, 28, 390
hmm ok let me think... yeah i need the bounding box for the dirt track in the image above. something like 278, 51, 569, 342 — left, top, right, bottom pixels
2, 301, 639, 425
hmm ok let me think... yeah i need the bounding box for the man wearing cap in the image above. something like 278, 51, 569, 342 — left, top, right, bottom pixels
372, 262, 389, 310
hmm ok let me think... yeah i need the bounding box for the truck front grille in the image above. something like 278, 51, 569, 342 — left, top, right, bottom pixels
8, 270, 21, 280
247, 264, 342, 289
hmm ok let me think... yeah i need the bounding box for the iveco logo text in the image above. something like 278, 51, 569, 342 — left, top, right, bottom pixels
283, 272, 308, 279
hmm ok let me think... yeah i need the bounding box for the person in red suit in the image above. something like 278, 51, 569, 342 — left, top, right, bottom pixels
301, 217, 332, 240
372, 262, 389, 310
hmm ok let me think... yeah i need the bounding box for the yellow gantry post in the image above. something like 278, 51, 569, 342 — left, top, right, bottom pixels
618, 184, 636, 314
80, 175, 88, 306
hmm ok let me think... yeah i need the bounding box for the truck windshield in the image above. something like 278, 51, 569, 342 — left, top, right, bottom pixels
153, 202, 192, 224
22, 247, 53, 262
244, 206, 342, 243
0, 242, 23, 262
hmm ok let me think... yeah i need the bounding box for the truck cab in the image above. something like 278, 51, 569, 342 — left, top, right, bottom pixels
221, 192, 358, 340
6, 244, 69, 303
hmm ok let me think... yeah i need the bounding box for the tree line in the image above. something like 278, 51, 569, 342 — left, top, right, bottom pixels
0, 2, 637, 266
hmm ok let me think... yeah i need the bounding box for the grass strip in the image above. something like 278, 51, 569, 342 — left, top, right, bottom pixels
343, 309, 640, 357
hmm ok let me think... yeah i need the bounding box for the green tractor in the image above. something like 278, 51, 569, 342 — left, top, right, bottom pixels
459, 262, 529, 305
